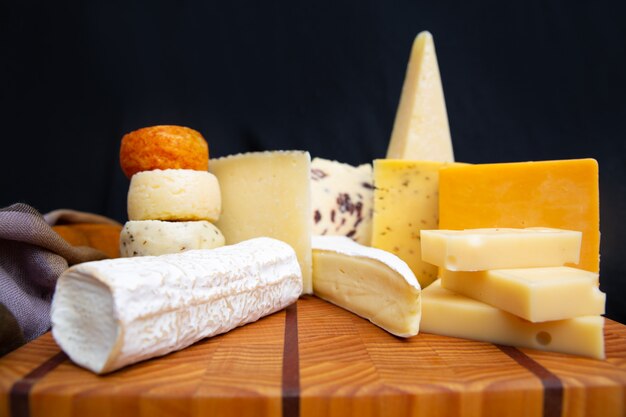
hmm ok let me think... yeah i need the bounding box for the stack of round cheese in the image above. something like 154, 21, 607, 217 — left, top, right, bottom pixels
118, 125, 225, 257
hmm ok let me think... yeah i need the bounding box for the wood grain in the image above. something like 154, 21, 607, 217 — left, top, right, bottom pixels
0, 296, 625, 417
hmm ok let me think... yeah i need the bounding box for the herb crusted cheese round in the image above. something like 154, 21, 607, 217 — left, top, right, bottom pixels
119, 220, 225, 257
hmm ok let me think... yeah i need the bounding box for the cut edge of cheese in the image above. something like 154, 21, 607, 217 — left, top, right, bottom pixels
312, 236, 421, 337
386, 31, 454, 162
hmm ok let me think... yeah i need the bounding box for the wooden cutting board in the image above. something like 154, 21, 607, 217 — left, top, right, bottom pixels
1, 296, 625, 417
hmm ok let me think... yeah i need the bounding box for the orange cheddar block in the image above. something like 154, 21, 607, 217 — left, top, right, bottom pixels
438, 159, 599, 273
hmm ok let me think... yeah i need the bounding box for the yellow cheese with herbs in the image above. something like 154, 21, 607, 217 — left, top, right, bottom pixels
422, 280, 605, 359
371, 159, 458, 287
441, 267, 605, 322
421, 227, 582, 271
209, 151, 313, 294
386, 31, 454, 161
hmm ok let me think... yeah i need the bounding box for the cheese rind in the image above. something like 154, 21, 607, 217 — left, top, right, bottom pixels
421, 228, 582, 271
312, 236, 420, 337
438, 159, 600, 272
422, 280, 605, 359
386, 31, 454, 162
51, 238, 303, 374
119, 220, 225, 257
209, 151, 313, 294
127, 169, 221, 222
310, 158, 374, 245
441, 267, 605, 322
371, 159, 457, 287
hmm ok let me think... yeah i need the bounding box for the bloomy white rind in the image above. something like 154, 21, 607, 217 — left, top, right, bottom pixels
312, 236, 421, 291
51, 237, 303, 374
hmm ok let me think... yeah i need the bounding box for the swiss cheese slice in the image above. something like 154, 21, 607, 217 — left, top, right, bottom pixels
438, 159, 600, 272
422, 280, 605, 359
312, 236, 421, 337
420, 227, 582, 271
209, 151, 313, 294
386, 31, 454, 161
441, 266, 605, 322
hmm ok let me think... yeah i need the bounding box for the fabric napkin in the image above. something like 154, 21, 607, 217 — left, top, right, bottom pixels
0, 203, 119, 356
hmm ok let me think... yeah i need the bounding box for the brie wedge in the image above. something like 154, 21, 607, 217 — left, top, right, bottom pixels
51, 237, 302, 374
312, 236, 421, 337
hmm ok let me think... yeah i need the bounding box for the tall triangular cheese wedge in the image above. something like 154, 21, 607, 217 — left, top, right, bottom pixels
386, 31, 454, 161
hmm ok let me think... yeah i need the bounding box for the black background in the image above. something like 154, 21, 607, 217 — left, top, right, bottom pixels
1, 1, 625, 322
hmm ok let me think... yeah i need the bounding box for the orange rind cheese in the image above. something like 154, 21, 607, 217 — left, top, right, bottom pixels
120, 125, 209, 178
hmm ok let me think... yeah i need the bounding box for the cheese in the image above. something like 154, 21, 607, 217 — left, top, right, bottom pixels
119, 220, 225, 257
371, 159, 456, 287
422, 280, 605, 359
310, 158, 374, 245
51, 238, 302, 374
441, 267, 605, 322
209, 151, 313, 294
439, 159, 600, 272
127, 169, 221, 222
312, 236, 420, 337
386, 31, 454, 162
420, 228, 582, 271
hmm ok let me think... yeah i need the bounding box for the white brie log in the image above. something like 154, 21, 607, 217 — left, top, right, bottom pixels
312, 236, 421, 337
51, 237, 302, 374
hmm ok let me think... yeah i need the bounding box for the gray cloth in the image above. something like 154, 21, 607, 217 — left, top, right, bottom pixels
0, 203, 112, 356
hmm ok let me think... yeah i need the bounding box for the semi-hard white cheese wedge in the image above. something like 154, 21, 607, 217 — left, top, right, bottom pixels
422, 280, 605, 359
119, 220, 225, 257
51, 238, 302, 374
311, 158, 374, 245
209, 151, 313, 294
441, 266, 606, 322
421, 228, 582, 271
386, 31, 454, 161
312, 236, 421, 337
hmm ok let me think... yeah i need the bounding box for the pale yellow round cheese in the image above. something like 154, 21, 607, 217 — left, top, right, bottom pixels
127, 169, 221, 221
119, 220, 225, 257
